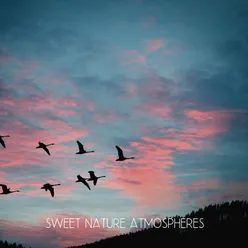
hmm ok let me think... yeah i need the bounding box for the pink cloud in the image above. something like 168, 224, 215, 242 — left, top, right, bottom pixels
145, 39, 164, 53
1, 93, 94, 117
0, 117, 89, 169
95, 141, 182, 209
0, 174, 93, 200
0, 53, 98, 170
95, 107, 244, 209
103, 166, 181, 209
183, 109, 234, 138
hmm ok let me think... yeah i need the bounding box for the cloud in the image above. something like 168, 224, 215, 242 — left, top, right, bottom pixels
0, 174, 80, 201
103, 165, 180, 209
145, 39, 164, 53
137, 103, 174, 119
183, 109, 235, 138
0, 52, 98, 166
118, 50, 146, 65
93, 109, 130, 124
187, 178, 248, 207
0, 117, 88, 169
96, 104, 244, 210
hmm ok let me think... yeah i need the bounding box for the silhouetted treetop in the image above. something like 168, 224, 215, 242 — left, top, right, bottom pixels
0, 241, 27, 248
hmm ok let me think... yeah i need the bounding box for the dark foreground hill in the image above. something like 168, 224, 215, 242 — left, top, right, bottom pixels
68, 200, 248, 247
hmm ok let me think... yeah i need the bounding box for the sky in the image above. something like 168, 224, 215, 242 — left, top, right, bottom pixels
0, 0, 248, 247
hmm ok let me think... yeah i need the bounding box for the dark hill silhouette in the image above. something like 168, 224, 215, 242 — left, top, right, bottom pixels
68, 200, 248, 247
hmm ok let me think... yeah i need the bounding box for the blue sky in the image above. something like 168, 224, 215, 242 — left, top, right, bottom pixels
0, 0, 248, 247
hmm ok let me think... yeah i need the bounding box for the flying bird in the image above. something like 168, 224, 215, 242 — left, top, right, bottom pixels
76, 140, 94, 154
41, 183, 60, 197
0, 184, 20, 195
115, 145, 135, 161
0, 135, 10, 148
87, 171, 105, 186
36, 141, 55, 155
75, 175, 91, 190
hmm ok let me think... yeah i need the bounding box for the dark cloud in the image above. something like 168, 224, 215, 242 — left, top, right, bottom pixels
179, 69, 248, 110
0, 0, 110, 72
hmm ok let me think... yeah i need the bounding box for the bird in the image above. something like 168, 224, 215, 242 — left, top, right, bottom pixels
0, 184, 20, 195
0, 135, 10, 148
87, 171, 105, 186
115, 145, 135, 161
41, 183, 60, 197
76, 140, 94, 154
75, 175, 91, 190
36, 141, 55, 155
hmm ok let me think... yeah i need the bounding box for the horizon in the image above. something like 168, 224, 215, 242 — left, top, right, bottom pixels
1, 0, 248, 247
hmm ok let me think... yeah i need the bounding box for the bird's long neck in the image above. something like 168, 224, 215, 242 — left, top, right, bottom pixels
97, 176, 105, 179
87, 151, 94, 153
47, 143, 54, 146
52, 184, 60, 186
127, 157, 135, 159
1, 135, 9, 138
10, 190, 19, 193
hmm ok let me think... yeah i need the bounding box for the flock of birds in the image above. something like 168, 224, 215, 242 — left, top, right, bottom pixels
0, 135, 135, 197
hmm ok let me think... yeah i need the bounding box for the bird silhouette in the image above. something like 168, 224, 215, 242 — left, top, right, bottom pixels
0, 184, 20, 195
115, 145, 135, 161
87, 171, 105, 186
41, 183, 60, 197
36, 141, 55, 155
75, 175, 91, 190
0, 135, 10, 148
76, 140, 94, 154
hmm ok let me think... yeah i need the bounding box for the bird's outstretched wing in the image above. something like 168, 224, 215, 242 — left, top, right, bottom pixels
82, 180, 91, 190
0, 184, 8, 192
48, 187, 54, 197
0, 138, 6, 148
43, 147, 50, 155
115, 146, 124, 158
77, 140, 85, 152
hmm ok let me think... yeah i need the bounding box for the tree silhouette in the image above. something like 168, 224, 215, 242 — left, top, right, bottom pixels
0, 241, 26, 248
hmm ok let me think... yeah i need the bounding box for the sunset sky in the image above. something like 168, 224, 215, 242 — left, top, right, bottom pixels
1, 0, 248, 247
